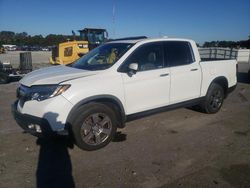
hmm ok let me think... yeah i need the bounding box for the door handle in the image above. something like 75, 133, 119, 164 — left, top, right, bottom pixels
190, 68, 198, 71
160, 73, 169, 77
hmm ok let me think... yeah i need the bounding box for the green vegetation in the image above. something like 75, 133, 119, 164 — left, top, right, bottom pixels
203, 40, 250, 49
0, 31, 80, 47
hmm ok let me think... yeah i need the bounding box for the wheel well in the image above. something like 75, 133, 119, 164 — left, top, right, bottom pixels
93, 98, 126, 128
212, 77, 228, 97
67, 97, 126, 128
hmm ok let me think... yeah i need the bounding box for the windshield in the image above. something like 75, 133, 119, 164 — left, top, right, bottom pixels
88, 31, 104, 44
72, 43, 134, 70
80, 31, 105, 44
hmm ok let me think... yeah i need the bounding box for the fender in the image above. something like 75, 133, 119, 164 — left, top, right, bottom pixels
66, 95, 126, 128
206, 76, 229, 97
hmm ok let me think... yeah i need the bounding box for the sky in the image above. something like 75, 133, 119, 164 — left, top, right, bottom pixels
0, 0, 249, 44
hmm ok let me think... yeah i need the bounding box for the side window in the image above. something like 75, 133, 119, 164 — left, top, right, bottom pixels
64, 47, 73, 57
122, 42, 164, 72
164, 41, 194, 67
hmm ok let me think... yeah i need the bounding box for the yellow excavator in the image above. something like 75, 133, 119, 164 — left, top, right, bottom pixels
0, 46, 5, 54
49, 28, 108, 65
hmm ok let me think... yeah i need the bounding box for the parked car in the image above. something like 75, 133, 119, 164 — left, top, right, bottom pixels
12, 38, 237, 150
41, 47, 49, 51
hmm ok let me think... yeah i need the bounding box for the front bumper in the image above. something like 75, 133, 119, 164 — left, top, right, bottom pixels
11, 101, 68, 137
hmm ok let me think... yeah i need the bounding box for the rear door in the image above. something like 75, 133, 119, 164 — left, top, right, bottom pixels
164, 41, 202, 104
119, 42, 170, 114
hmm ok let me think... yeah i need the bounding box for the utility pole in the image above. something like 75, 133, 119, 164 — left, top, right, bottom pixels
112, 1, 116, 38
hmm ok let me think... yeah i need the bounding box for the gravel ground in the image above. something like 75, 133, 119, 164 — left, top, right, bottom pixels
0, 51, 51, 69
0, 59, 249, 187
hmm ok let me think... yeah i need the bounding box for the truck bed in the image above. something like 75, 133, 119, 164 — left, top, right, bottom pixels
199, 58, 237, 97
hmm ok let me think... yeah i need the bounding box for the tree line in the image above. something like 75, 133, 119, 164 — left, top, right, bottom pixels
0, 31, 80, 47
0, 30, 249, 48
203, 40, 250, 49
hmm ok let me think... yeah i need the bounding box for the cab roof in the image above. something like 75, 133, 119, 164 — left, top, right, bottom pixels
108, 37, 194, 44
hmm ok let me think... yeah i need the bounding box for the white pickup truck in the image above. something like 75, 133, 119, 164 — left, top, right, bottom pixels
12, 38, 237, 150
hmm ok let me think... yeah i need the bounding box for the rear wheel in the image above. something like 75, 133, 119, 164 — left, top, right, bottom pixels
200, 83, 224, 114
70, 103, 117, 151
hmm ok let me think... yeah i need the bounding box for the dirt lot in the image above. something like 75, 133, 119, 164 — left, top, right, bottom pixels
0, 51, 51, 69
0, 62, 250, 188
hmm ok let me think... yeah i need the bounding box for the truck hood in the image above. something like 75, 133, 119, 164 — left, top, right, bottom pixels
20, 65, 98, 87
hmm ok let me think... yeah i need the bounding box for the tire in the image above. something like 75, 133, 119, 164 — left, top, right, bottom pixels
69, 103, 117, 151
200, 83, 224, 114
0, 72, 9, 84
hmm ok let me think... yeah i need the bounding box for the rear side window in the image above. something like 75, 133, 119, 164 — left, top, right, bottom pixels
164, 41, 194, 67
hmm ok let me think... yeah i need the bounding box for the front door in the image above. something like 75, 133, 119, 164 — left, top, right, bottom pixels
119, 42, 170, 114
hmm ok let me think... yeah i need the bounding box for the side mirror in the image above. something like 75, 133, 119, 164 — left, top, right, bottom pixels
128, 63, 138, 77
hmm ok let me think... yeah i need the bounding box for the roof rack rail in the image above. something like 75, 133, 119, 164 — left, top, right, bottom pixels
111, 36, 147, 41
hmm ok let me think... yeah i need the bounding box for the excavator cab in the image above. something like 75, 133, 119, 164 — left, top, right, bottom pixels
79, 28, 108, 50
50, 28, 108, 65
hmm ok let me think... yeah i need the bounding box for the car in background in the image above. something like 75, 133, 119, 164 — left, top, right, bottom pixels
41, 47, 49, 51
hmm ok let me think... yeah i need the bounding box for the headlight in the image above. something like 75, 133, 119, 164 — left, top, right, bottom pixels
29, 85, 70, 101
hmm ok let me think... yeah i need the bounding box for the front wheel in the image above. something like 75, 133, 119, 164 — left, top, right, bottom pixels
70, 103, 117, 151
200, 83, 224, 114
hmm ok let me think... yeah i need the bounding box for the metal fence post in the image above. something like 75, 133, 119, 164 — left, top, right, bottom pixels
224, 50, 226, 59
229, 48, 233, 59
248, 50, 250, 63
235, 50, 238, 60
